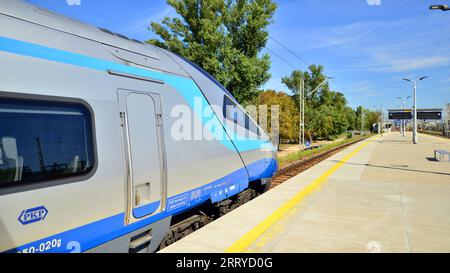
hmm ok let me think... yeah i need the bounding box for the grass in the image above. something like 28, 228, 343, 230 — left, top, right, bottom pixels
419, 130, 445, 136
277, 134, 371, 169
419, 130, 450, 139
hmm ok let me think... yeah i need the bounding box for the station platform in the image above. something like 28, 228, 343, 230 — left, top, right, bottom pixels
160, 132, 450, 253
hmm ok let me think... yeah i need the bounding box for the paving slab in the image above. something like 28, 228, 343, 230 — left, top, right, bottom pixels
160, 132, 450, 253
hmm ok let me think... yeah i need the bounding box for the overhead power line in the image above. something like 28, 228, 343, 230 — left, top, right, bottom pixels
269, 36, 309, 66
264, 46, 299, 70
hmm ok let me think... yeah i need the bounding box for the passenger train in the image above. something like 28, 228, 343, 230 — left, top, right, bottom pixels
0, 0, 277, 252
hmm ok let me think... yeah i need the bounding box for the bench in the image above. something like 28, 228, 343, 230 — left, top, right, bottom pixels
435, 150, 450, 162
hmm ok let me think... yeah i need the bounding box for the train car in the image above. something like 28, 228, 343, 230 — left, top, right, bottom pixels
0, 0, 277, 253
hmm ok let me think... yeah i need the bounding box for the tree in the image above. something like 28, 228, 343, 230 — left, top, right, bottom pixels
366, 110, 381, 132
355, 106, 379, 131
282, 65, 353, 140
280, 70, 305, 104
344, 107, 356, 131
255, 90, 299, 142
309, 105, 334, 140
355, 106, 365, 131
281, 65, 327, 106
148, 0, 277, 103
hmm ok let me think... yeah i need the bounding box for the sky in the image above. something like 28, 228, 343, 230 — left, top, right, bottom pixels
25, 0, 450, 111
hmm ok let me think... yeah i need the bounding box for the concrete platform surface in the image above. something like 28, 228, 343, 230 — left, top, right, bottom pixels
160, 132, 450, 253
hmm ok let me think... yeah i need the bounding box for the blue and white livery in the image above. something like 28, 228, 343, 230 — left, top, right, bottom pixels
0, 0, 277, 253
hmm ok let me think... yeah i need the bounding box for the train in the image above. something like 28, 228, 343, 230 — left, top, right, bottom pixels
0, 0, 277, 253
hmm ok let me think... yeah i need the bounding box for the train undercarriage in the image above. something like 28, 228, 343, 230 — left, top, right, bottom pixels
158, 180, 270, 250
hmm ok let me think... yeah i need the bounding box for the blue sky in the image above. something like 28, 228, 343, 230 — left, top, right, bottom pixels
25, 0, 450, 111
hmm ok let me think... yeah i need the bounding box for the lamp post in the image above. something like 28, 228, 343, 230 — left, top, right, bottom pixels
361, 107, 365, 133
300, 77, 334, 148
429, 4, 450, 11
402, 77, 428, 144
381, 104, 384, 136
299, 75, 304, 151
397, 96, 411, 137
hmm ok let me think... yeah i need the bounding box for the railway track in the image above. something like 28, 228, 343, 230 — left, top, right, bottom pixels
271, 136, 371, 188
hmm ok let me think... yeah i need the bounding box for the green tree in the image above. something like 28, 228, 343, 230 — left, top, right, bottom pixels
355, 106, 364, 131
282, 65, 353, 140
309, 105, 334, 139
280, 70, 305, 104
148, 0, 277, 103
355, 106, 379, 131
366, 110, 381, 131
344, 107, 356, 131
281, 65, 328, 106
255, 90, 299, 142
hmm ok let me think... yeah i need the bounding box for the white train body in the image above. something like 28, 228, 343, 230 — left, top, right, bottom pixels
0, 0, 277, 253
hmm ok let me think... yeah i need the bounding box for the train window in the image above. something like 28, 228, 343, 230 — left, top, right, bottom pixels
224, 96, 243, 126
246, 115, 261, 136
223, 96, 260, 136
0, 99, 95, 188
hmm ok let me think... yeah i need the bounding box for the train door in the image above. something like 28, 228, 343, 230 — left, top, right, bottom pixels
118, 89, 167, 224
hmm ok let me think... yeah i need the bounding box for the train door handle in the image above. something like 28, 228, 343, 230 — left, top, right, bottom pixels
129, 233, 153, 250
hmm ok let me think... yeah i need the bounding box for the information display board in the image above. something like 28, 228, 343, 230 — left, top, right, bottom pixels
389, 112, 412, 120
417, 111, 442, 120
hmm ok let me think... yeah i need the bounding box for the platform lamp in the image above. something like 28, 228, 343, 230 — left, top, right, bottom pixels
397, 96, 411, 137
429, 4, 450, 11
402, 77, 428, 144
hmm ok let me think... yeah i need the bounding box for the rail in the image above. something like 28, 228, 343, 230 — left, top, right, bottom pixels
272, 135, 373, 188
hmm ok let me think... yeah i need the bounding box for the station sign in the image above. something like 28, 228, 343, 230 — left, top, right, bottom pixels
417, 111, 442, 120
389, 112, 412, 120
388, 109, 443, 120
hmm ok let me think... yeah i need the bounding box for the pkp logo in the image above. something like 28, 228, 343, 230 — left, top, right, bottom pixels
18, 206, 48, 225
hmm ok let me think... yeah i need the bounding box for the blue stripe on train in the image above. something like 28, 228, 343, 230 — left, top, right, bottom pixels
133, 202, 161, 219
5, 158, 277, 253
0, 35, 275, 152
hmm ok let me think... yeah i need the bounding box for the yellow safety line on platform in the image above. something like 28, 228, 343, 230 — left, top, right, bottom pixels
225, 135, 380, 253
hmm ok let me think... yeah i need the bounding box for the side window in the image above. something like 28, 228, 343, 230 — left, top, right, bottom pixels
223, 96, 260, 136
223, 96, 242, 126
0, 98, 95, 188
245, 115, 260, 136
